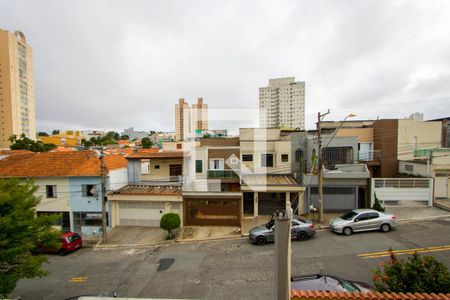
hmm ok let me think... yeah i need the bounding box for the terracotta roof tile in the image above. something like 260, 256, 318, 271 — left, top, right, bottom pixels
126, 150, 184, 159
290, 290, 450, 300
0, 150, 127, 177
111, 184, 182, 196
241, 174, 299, 186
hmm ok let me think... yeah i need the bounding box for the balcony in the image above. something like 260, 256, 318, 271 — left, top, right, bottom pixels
358, 150, 381, 162
207, 170, 239, 179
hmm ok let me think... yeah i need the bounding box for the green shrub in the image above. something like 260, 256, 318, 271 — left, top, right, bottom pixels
372, 250, 450, 293
372, 194, 385, 212
160, 213, 181, 239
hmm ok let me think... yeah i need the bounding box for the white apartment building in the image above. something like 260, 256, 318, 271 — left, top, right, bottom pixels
259, 77, 305, 130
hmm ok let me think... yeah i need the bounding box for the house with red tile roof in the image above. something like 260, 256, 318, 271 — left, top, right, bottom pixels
0, 150, 128, 236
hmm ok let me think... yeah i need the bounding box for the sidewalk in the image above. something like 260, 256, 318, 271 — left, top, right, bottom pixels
435, 198, 450, 212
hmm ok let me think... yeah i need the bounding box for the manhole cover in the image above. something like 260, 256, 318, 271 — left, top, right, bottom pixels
157, 258, 175, 271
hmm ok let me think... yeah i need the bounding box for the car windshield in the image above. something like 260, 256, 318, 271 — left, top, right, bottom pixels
340, 211, 358, 220
335, 277, 361, 292
66, 234, 81, 243
265, 220, 275, 229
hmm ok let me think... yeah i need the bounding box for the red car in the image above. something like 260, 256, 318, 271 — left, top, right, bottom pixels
59, 232, 83, 255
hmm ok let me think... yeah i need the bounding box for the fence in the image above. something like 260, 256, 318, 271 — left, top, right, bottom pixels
371, 178, 433, 207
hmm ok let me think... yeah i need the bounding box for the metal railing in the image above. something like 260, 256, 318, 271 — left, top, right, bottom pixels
207, 170, 239, 179
358, 150, 381, 162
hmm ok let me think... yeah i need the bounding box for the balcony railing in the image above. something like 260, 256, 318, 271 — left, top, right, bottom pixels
207, 170, 239, 179
358, 150, 381, 162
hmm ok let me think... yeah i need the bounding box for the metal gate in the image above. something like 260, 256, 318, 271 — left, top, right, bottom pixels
185, 198, 240, 226
306, 186, 357, 212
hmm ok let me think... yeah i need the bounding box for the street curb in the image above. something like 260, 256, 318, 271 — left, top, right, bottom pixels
92, 215, 450, 249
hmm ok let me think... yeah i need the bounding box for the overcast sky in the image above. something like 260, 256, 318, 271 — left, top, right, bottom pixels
1, 0, 450, 133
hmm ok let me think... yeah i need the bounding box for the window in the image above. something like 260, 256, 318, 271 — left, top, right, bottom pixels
367, 212, 379, 219
261, 154, 274, 167
209, 159, 224, 170
322, 147, 353, 168
281, 154, 289, 162
46, 185, 57, 198
82, 184, 97, 197
195, 160, 203, 173
242, 154, 253, 161
405, 164, 414, 172
176, 143, 182, 149
356, 213, 371, 221
154, 165, 160, 169
295, 149, 304, 162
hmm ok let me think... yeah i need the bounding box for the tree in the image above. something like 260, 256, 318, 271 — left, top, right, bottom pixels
372, 194, 385, 212
105, 131, 120, 141
81, 139, 93, 148
0, 179, 61, 298
160, 213, 181, 239
372, 250, 450, 293
141, 137, 152, 149
9, 134, 57, 152
51, 130, 59, 135
37, 132, 48, 137
120, 135, 129, 140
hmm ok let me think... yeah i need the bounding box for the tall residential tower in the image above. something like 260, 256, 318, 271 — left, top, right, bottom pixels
175, 98, 208, 141
259, 77, 305, 129
0, 29, 36, 148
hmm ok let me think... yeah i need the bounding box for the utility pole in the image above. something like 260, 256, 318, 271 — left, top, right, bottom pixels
99, 148, 107, 243
317, 110, 329, 223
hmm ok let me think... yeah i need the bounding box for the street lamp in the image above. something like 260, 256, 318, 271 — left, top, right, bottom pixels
317, 112, 356, 223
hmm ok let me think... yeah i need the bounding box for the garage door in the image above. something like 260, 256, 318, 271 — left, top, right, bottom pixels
118, 201, 181, 227
435, 175, 449, 199
185, 198, 240, 227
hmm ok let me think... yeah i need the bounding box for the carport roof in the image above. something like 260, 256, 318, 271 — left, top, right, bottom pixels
241, 174, 298, 186
111, 184, 182, 195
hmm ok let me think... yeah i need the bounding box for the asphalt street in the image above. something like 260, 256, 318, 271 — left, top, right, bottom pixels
12, 218, 450, 300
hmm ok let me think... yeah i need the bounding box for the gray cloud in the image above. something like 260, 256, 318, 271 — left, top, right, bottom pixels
1, 0, 450, 133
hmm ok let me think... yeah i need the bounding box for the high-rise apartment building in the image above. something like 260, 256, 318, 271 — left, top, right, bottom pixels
0, 29, 36, 148
175, 98, 208, 141
259, 77, 305, 129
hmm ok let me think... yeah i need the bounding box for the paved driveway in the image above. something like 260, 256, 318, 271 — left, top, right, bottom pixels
103, 226, 168, 246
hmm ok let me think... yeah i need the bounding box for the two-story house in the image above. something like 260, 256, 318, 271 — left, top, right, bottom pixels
239, 128, 305, 217
0, 150, 127, 236
109, 150, 184, 227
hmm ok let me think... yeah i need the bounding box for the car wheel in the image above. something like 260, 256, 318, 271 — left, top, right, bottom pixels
343, 227, 353, 236
255, 236, 267, 245
59, 249, 67, 256
297, 231, 308, 241
381, 223, 391, 232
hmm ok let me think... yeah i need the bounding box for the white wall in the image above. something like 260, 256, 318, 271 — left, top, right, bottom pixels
109, 168, 128, 191
33, 177, 71, 211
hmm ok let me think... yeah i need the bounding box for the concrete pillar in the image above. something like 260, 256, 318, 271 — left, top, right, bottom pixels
274, 203, 292, 300
254, 192, 258, 217
285, 192, 290, 212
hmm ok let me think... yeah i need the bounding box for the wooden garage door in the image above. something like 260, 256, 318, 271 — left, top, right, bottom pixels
185, 198, 240, 227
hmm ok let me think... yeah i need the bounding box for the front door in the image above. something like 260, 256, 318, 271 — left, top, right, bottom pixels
353, 213, 371, 231
243, 192, 254, 215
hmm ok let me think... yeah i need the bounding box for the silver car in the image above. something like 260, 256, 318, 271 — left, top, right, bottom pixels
329, 209, 398, 236
249, 217, 316, 245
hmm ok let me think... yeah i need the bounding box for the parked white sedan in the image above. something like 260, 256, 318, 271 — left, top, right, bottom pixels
329, 209, 398, 236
